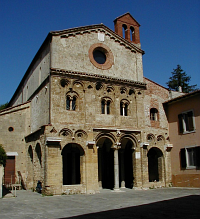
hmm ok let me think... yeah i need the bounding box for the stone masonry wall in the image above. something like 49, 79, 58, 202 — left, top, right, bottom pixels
51, 31, 144, 82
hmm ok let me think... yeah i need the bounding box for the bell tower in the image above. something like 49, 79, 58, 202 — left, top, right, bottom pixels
114, 12, 140, 44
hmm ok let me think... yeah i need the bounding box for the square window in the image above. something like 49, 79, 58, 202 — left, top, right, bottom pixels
180, 146, 200, 169
178, 110, 195, 134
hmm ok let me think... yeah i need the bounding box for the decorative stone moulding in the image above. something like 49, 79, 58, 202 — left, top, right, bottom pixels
88, 43, 114, 70
46, 137, 62, 145
140, 142, 149, 149
6, 152, 18, 156
86, 141, 95, 149
165, 144, 173, 152
51, 68, 147, 88
86, 141, 95, 145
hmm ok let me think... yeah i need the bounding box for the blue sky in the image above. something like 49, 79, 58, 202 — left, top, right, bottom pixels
0, 0, 199, 105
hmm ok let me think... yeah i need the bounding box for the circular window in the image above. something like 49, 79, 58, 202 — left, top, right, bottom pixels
93, 49, 106, 64
89, 43, 114, 70
8, 127, 14, 132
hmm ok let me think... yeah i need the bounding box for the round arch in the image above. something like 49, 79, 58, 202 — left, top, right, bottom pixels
72, 80, 85, 90
95, 132, 116, 146
119, 134, 138, 149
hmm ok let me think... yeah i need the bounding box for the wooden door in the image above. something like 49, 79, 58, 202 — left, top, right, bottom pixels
4, 156, 15, 184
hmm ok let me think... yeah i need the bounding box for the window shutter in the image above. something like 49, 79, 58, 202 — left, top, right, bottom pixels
178, 114, 183, 133
188, 111, 194, 131
180, 148, 186, 169
196, 146, 200, 169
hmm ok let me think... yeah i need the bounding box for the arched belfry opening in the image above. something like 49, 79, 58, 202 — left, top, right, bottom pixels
62, 143, 84, 185
97, 137, 114, 189
122, 24, 128, 39
114, 12, 140, 44
147, 147, 163, 182
119, 138, 134, 189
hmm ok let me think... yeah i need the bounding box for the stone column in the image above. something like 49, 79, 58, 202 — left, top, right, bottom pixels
70, 98, 73, 110
112, 143, 121, 191
104, 102, 107, 115
122, 104, 125, 116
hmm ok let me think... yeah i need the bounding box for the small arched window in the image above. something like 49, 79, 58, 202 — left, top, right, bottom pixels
101, 98, 112, 115
107, 101, 111, 115
150, 108, 158, 121
120, 100, 129, 116
101, 100, 105, 114
28, 145, 33, 163
35, 143, 42, 166
66, 95, 77, 111
66, 96, 70, 110
72, 96, 76, 110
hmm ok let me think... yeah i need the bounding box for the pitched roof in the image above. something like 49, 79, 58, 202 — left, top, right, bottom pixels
113, 12, 141, 26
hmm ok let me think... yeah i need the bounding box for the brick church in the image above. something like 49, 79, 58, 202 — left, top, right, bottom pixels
0, 13, 177, 194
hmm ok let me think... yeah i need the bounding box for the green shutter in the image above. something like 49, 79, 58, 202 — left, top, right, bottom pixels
187, 111, 194, 131
178, 114, 183, 134
180, 148, 186, 169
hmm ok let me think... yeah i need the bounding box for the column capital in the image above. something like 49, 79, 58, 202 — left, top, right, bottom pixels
112, 142, 121, 150
86, 141, 95, 148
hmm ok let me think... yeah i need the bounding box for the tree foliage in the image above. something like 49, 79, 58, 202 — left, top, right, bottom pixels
166, 65, 197, 93
0, 102, 8, 111
0, 144, 7, 167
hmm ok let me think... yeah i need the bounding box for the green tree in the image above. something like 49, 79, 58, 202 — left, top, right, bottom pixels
0, 102, 8, 111
0, 144, 7, 167
166, 65, 197, 93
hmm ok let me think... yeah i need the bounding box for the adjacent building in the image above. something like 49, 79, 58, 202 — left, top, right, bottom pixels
164, 90, 200, 187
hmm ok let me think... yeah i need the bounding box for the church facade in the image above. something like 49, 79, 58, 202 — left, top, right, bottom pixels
0, 13, 173, 194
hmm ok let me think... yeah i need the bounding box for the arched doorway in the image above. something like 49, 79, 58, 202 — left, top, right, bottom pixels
62, 143, 84, 185
119, 138, 134, 189
148, 147, 163, 182
97, 137, 114, 189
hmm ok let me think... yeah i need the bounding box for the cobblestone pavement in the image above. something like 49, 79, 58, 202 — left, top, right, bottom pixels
0, 187, 200, 219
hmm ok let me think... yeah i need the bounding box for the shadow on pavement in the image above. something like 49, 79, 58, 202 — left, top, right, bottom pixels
60, 195, 200, 219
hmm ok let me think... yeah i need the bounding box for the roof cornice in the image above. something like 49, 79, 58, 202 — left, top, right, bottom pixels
50, 68, 146, 88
